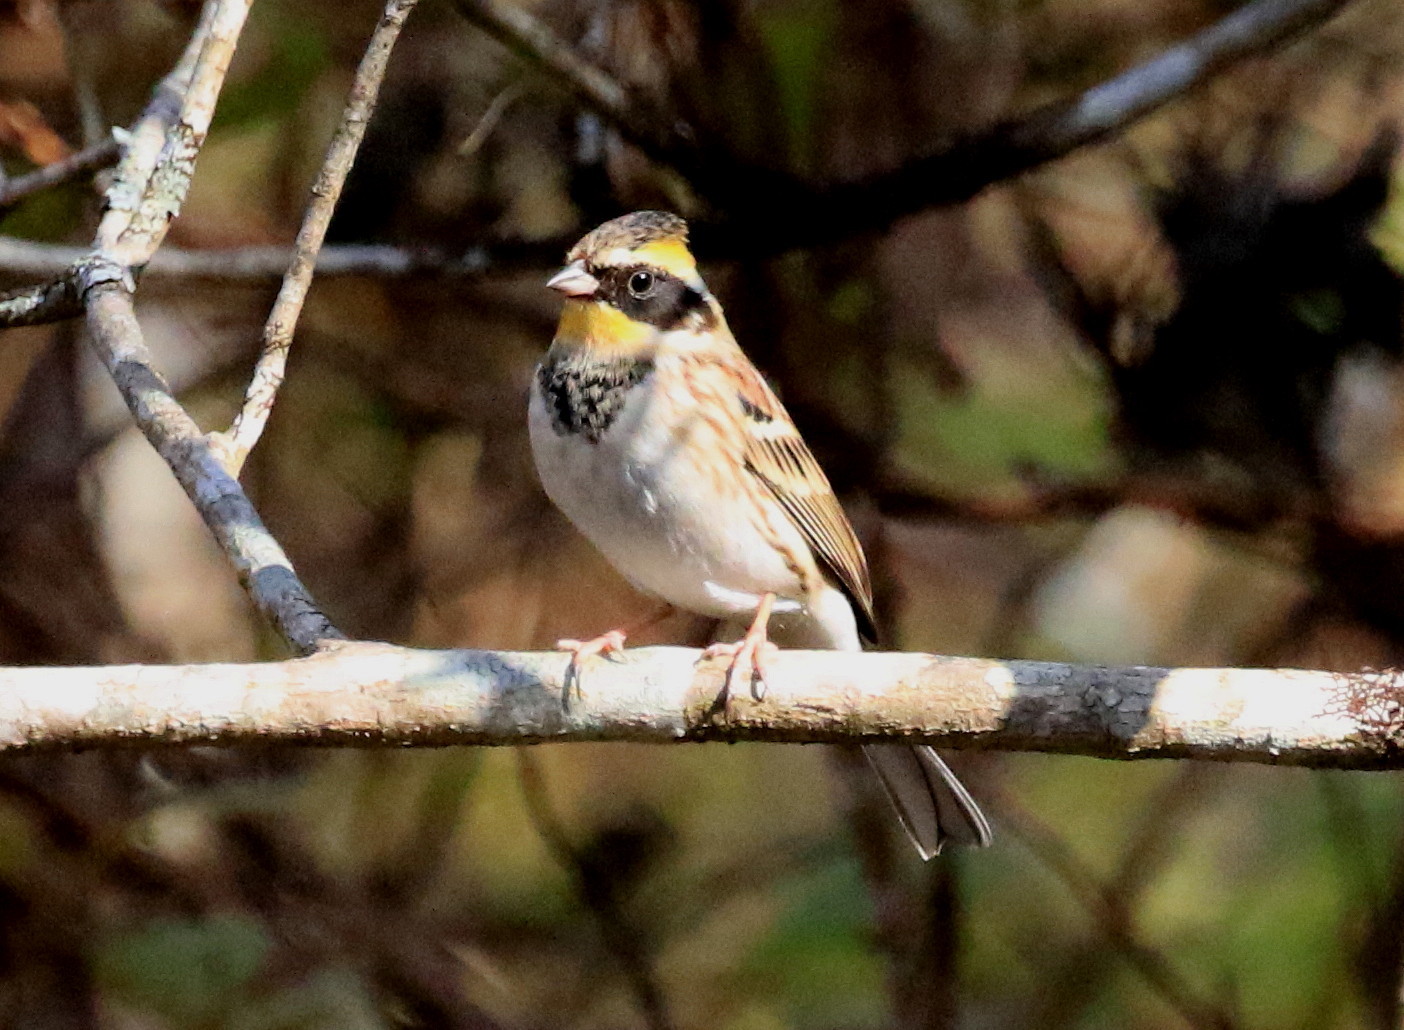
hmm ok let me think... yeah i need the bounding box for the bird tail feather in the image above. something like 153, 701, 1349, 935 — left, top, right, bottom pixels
862, 744, 993, 859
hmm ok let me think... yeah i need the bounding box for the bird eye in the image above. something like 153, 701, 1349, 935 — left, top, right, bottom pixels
628, 271, 657, 298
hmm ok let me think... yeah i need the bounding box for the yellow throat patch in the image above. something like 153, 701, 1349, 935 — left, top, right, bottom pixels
555, 300, 655, 353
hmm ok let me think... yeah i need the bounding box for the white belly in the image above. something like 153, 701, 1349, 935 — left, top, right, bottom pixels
528, 375, 806, 619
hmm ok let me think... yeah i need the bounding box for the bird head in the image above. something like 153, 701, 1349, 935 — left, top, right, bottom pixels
547, 211, 717, 354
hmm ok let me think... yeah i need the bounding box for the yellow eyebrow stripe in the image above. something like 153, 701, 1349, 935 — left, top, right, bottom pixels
632, 239, 697, 281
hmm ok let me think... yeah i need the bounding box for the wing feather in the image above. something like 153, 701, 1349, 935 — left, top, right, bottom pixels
727, 361, 878, 643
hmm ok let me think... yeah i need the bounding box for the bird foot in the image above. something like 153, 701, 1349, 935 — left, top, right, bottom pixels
700, 628, 778, 703
556, 630, 627, 706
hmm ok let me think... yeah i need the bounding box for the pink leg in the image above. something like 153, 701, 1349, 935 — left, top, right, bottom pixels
699, 593, 780, 701
556, 627, 627, 663
556, 605, 675, 702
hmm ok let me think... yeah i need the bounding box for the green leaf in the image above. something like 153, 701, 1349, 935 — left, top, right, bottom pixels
96, 915, 270, 1026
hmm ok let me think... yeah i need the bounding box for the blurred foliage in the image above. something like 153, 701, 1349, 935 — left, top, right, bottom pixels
0, 0, 1402, 1027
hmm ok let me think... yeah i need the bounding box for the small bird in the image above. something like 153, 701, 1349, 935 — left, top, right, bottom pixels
528, 211, 992, 858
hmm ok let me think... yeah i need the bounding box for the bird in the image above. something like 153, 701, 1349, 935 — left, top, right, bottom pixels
528, 210, 992, 858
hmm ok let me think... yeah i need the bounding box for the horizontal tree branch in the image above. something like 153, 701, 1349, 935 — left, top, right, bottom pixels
0, 237, 529, 283
1, 642, 1397, 767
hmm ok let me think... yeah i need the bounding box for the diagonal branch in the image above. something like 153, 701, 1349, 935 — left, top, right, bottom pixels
0, 0, 238, 330
453, 0, 641, 141
0, 135, 122, 212
517, 752, 677, 1030
93, 0, 244, 266
79, 270, 339, 652
0, 0, 435, 657
998, 795, 1238, 1030
218, 0, 420, 476
449, 0, 796, 205
50, 0, 341, 654
454, 0, 1358, 250
790, 0, 1360, 246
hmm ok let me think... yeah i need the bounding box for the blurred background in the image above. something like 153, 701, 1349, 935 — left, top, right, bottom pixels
0, 0, 1401, 1026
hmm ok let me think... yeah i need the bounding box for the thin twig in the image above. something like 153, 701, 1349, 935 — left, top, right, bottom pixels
0, 136, 122, 211
95, 0, 252, 266
0, 237, 524, 282
219, 0, 420, 476
457, 79, 525, 157
450, 0, 690, 164
997, 794, 1238, 1030
449, 0, 781, 206
516, 751, 677, 1030
0, 0, 263, 332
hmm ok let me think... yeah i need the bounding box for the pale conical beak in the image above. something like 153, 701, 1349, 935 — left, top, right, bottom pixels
547, 261, 599, 298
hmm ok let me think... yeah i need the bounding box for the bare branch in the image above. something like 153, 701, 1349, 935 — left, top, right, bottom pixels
0, 233, 544, 327
998, 796, 1238, 1030
0, 135, 121, 211
0, 0, 253, 332
0, 0, 1360, 336
79, 271, 340, 653
450, 0, 692, 166
457, 80, 526, 157
219, 0, 420, 476
453, 0, 1358, 249
517, 752, 677, 1030
0, 642, 1395, 766
453, 0, 631, 129
789, 0, 1361, 246
0, 237, 521, 282
57, 0, 342, 653
0, 274, 82, 327
95, 0, 252, 266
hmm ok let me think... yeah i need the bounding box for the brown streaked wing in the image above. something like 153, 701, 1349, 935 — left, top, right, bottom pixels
728, 360, 878, 643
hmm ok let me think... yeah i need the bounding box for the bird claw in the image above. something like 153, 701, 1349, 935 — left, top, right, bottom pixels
557, 630, 627, 707
700, 634, 778, 703
698, 592, 779, 710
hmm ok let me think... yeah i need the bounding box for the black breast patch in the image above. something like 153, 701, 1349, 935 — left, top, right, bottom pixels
536, 353, 654, 443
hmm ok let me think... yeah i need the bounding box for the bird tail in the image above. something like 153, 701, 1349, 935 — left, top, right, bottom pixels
761, 590, 993, 860
862, 744, 993, 860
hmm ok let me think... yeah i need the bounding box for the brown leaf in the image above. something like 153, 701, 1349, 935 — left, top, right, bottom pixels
0, 0, 49, 28
0, 98, 70, 165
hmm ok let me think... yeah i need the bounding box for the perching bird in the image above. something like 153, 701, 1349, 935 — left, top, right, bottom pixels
528, 211, 991, 858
